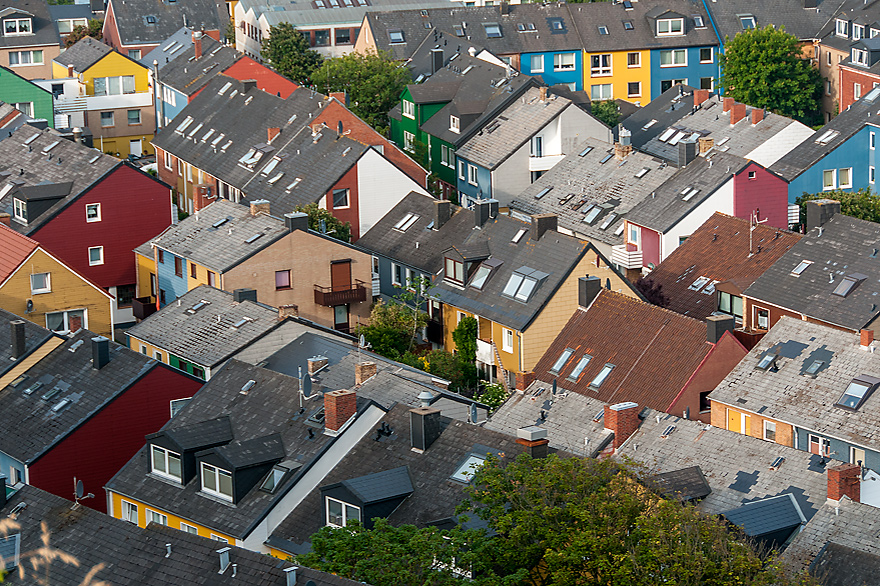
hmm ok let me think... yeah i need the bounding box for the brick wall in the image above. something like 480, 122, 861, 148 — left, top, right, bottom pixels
324, 389, 357, 431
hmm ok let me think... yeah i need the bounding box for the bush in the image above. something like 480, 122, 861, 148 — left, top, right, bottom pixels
475, 382, 508, 411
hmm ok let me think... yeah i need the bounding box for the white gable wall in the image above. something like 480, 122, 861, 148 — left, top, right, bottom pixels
356, 148, 429, 238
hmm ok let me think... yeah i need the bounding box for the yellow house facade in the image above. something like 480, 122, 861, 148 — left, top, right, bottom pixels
108, 491, 237, 543
52, 36, 154, 158
0, 230, 114, 337
584, 48, 652, 105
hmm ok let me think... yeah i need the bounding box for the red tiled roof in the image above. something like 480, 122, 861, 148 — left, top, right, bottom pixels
221, 56, 299, 99
646, 212, 802, 320
534, 290, 713, 412
0, 223, 38, 283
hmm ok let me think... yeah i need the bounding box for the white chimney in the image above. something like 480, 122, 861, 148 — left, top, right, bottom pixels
217, 547, 231, 574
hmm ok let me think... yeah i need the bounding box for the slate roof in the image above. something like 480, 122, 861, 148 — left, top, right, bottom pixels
770, 86, 880, 182
55, 36, 111, 72
125, 285, 282, 369
105, 359, 349, 539
456, 86, 583, 170
743, 214, 880, 331
818, 0, 880, 52
428, 212, 590, 332
625, 150, 751, 233
721, 493, 807, 536
355, 191, 477, 274
107, 0, 225, 47
706, 0, 840, 42
780, 498, 880, 580
532, 290, 712, 412
0, 330, 157, 464
158, 35, 239, 97
484, 379, 613, 457
47, 2, 95, 45
0, 0, 60, 49
0, 124, 120, 235
145, 198, 290, 273
152, 76, 369, 213
509, 136, 677, 248
645, 213, 802, 320
141, 26, 195, 70
240, 0, 452, 30
621, 83, 697, 147
616, 409, 829, 518
338, 466, 414, 503
268, 402, 530, 552
0, 223, 38, 281
0, 308, 54, 368
638, 93, 813, 168
709, 316, 880, 454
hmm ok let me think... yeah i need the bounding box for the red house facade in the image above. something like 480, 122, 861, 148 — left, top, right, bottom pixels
839, 64, 880, 111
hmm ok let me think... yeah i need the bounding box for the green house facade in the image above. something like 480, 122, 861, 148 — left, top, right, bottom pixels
0, 66, 53, 127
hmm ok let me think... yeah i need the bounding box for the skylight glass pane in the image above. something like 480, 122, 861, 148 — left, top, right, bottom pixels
635, 168, 649, 178
394, 213, 414, 230
503, 273, 524, 297
641, 119, 657, 130
590, 364, 614, 388
534, 187, 552, 199
578, 146, 594, 157
792, 261, 811, 275
451, 454, 485, 482
515, 276, 538, 301
550, 348, 574, 373
702, 280, 718, 295
833, 277, 857, 297
806, 360, 824, 375
470, 265, 492, 289
688, 276, 710, 291
600, 153, 613, 164
568, 354, 592, 380
668, 131, 687, 146
400, 214, 420, 231
658, 127, 677, 142
757, 354, 775, 369
600, 213, 617, 230
839, 381, 871, 408
512, 228, 527, 243
261, 157, 281, 175
583, 206, 602, 224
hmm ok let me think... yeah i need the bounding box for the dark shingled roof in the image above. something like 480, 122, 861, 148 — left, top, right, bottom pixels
55, 36, 112, 72
107, 0, 225, 47
0, 330, 157, 464
722, 493, 806, 537
645, 213, 802, 320
0, 0, 60, 50
269, 402, 533, 551
0, 308, 55, 371
157, 35, 239, 97
620, 83, 697, 148
817, 0, 880, 53
356, 192, 479, 274
532, 290, 712, 412
164, 416, 233, 450
743, 214, 880, 331
649, 465, 712, 502
338, 466, 414, 503
706, 0, 841, 42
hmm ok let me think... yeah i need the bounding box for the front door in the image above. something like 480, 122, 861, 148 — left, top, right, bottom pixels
334, 304, 349, 332
809, 434, 830, 455
331, 259, 352, 292
727, 410, 750, 435
130, 139, 142, 157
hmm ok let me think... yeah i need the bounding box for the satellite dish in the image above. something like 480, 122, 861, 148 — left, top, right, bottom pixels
301, 373, 312, 399
306, 581, 317, 586
359, 334, 366, 348
75, 479, 84, 499
469, 403, 478, 424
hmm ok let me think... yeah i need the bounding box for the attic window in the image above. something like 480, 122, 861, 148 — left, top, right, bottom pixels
260, 156, 283, 176
260, 465, 290, 493
22, 133, 38, 145
578, 146, 593, 157
42, 141, 59, 154
186, 300, 210, 314
218, 81, 232, 95
836, 376, 880, 410
642, 119, 657, 130
286, 177, 302, 191
550, 348, 574, 374
454, 24, 465, 36
583, 206, 603, 224
389, 30, 405, 43
590, 363, 614, 388
791, 260, 812, 276
755, 352, 778, 371
394, 213, 420, 231
502, 267, 548, 302
688, 276, 710, 291
805, 360, 824, 376
815, 130, 840, 145
598, 25, 609, 35
623, 21, 634, 30
175, 116, 194, 134
657, 18, 684, 36
634, 168, 650, 178
681, 188, 700, 201
232, 317, 254, 328
832, 273, 867, 297
739, 15, 756, 29
483, 23, 502, 38
599, 212, 618, 230
451, 453, 486, 483
623, 0, 633, 8
551, 19, 564, 31
512, 228, 528, 243
568, 354, 592, 380
534, 186, 552, 199
658, 128, 677, 142
145, 15, 157, 25
599, 153, 614, 164
245, 233, 264, 244
469, 258, 502, 290
693, 15, 705, 28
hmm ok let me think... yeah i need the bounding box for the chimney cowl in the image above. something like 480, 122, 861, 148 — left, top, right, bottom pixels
92, 336, 110, 370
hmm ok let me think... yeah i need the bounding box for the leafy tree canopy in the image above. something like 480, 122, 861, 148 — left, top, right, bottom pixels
635, 276, 669, 308
796, 188, 880, 224
311, 49, 412, 133
292, 202, 351, 242
719, 25, 822, 125
591, 100, 619, 128
64, 19, 102, 48
260, 23, 323, 85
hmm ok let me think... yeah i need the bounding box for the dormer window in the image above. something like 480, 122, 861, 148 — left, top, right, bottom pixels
326, 497, 361, 527
836, 375, 880, 410
4, 18, 31, 36
151, 445, 182, 482
657, 18, 683, 36
450, 115, 460, 133
854, 24, 864, 40
836, 19, 848, 37
740, 15, 756, 29
200, 462, 233, 501
445, 257, 464, 284
469, 258, 502, 290
853, 48, 869, 66
12, 198, 26, 222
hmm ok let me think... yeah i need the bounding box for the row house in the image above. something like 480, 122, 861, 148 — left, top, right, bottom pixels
0, 64, 52, 124
50, 37, 154, 157
0, 321, 203, 513
102, 0, 224, 60
152, 75, 427, 239
0, 1, 60, 80
0, 124, 174, 326
427, 200, 640, 390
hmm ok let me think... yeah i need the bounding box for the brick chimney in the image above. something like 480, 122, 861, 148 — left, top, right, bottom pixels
308, 355, 329, 374
193, 30, 203, 59
730, 103, 747, 125
827, 462, 861, 503
250, 199, 270, 216
861, 329, 874, 349
604, 402, 640, 450
67, 64, 74, 77
694, 89, 710, 107
324, 389, 357, 432
539, 86, 547, 102
751, 108, 764, 125
267, 127, 281, 143
614, 142, 632, 160
515, 371, 535, 391
330, 91, 349, 106
355, 361, 377, 385
278, 304, 298, 320
722, 97, 734, 112
698, 137, 714, 155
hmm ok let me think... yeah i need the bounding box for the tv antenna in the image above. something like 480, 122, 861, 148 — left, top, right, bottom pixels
749, 208, 767, 257
72, 477, 94, 509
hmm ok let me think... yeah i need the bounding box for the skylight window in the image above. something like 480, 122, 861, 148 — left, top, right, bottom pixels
634, 168, 650, 179
590, 364, 614, 388
394, 212, 420, 231
740, 15, 756, 29
286, 177, 302, 191
550, 348, 574, 374
583, 206, 603, 224
578, 146, 594, 157
212, 218, 228, 228
836, 376, 880, 410
598, 25, 609, 35
245, 233, 264, 244
260, 156, 282, 176
599, 153, 613, 164
682, 188, 699, 201
668, 131, 687, 146
658, 127, 677, 142
688, 276, 710, 291
755, 352, 777, 371
693, 15, 705, 28
187, 300, 210, 314
702, 280, 718, 295
451, 454, 486, 483
218, 81, 232, 95
815, 130, 840, 145
23, 133, 39, 145
470, 265, 493, 290
268, 172, 284, 184
614, 223, 625, 236
805, 360, 824, 376
642, 119, 657, 130
600, 213, 617, 230
42, 141, 59, 153
483, 23, 502, 37
260, 465, 289, 493
568, 354, 592, 380
389, 30, 405, 43
512, 228, 528, 243
623, 20, 634, 30
232, 317, 253, 328
534, 186, 552, 199
502, 267, 548, 302
832, 273, 867, 297
791, 260, 812, 276
175, 116, 193, 134
454, 24, 465, 36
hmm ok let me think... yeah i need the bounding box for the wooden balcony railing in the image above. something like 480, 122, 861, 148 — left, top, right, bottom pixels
314, 280, 368, 306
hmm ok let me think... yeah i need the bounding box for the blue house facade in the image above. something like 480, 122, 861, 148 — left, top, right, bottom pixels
456, 156, 492, 206
155, 248, 190, 308
793, 426, 880, 473
520, 50, 584, 90
649, 45, 720, 98
156, 82, 188, 128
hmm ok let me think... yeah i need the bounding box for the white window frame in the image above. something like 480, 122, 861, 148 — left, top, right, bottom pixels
13, 198, 26, 222
837, 19, 848, 36
590, 53, 612, 77
150, 444, 182, 482
30, 272, 50, 294
441, 144, 454, 167
823, 169, 837, 190
4, 18, 32, 36
200, 462, 233, 501
628, 223, 640, 245
553, 52, 576, 71
403, 130, 414, 152
855, 82, 862, 100
8, 49, 43, 66
450, 115, 460, 133
326, 496, 361, 528
180, 522, 198, 534
146, 509, 168, 526
840, 167, 853, 188
85, 203, 101, 223
458, 161, 466, 180
391, 262, 403, 286
590, 84, 612, 100
467, 164, 478, 186
121, 500, 138, 524
871, 166, 875, 184
530, 54, 543, 73
13, 102, 32, 116
699, 47, 713, 63
627, 81, 641, 97
660, 49, 687, 67
763, 420, 776, 442
210, 534, 229, 543
657, 17, 683, 36
502, 328, 513, 353
170, 397, 190, 418
100, 111, 114, 127
402, 100, 415, 119
627, 52, 640, 68
809, 434, 831, 455
93, 75, 136, 97
88, 246, 104, 266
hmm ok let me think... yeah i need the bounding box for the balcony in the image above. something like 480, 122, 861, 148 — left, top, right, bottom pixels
132, 296, 157, 321
476, 339, 494, 365
314, 280, 368, 306
528, 153, 566, 172
611, 245, 643, 270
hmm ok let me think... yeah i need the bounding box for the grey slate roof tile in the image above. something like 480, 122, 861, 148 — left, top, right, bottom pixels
340, 465, 414, 503
0, 0, 60, 50
743, 214, 880, 331
0, 308, 55, 369
818, 0, 880, 53
55, 36, 111, 72
722, 493, 806, 536
157, 35, 240, 97
706, 0, 841, 42
140, 26, 196, 70
125, 285, 281, 369
108, 0, 225, 47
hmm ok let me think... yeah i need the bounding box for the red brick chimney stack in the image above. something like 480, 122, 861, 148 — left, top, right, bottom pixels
324, 389, 357, 432
827, 463, 861, 503
604, 402, 640, 450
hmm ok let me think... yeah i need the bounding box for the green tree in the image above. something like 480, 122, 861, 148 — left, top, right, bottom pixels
452, 316, 478, 363
260, 22, 323, 85
63, 19, 103, 48
796, 188, 880, 225
292, 202, 351, 242
312, 50, 412, 133
719, 25, 822, 125
358, 277, 430, 360
591, 99, 619, 128
634, 276, 669, 308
